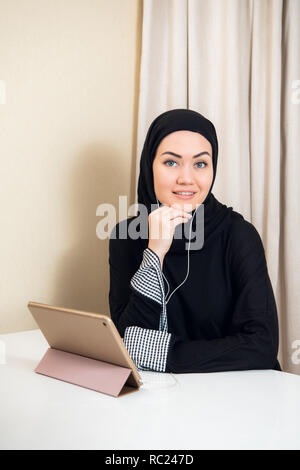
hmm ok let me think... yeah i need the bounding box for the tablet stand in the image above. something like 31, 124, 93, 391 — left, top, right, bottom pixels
35, 348, 137, 397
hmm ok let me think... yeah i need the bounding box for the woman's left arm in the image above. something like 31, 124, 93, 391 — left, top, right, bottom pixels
125, 220, 281, 373
164, 221, 281, 373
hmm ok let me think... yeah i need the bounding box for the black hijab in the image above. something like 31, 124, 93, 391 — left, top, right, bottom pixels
137, 109, 233, 254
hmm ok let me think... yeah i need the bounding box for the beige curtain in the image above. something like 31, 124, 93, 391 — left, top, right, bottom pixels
135, 0, 300, 374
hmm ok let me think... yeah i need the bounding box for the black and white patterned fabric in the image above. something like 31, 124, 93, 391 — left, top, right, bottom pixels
123, 248, 171, 371
123, 326, 171, 372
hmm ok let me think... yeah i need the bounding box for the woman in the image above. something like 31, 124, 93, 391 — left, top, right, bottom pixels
109, 109, 281, 373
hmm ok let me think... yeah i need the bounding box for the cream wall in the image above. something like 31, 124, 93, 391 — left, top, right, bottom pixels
0, 0, 142, 333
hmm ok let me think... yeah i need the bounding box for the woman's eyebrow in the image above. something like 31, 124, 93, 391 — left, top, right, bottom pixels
161, 151, 210, 159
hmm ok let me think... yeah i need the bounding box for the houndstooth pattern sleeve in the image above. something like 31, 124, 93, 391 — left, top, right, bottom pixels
124, 247, 170, 371
130, 248, 168, 331
130, 248, 164, 305
123, 326, 171, 372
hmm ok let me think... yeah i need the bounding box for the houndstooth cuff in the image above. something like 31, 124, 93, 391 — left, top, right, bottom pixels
124, 326, 171, 372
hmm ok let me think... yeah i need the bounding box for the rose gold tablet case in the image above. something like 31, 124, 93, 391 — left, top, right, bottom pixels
27, 301, 143, 397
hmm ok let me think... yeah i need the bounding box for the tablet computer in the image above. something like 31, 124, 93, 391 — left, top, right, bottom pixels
27, 301, 143, 397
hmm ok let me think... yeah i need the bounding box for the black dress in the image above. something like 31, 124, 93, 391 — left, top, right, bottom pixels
109, 194, 281, 373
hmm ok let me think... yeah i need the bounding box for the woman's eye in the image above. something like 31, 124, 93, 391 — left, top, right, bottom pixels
164, 160, 177, 167
195, 162, 207, 168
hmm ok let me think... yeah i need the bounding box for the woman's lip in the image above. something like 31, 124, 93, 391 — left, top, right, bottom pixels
172, 192, 196, 199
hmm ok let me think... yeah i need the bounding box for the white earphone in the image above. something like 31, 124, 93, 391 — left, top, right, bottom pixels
155, 197, 199, 304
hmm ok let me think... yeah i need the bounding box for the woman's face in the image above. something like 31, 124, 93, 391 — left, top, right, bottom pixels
152, 130, 214, 211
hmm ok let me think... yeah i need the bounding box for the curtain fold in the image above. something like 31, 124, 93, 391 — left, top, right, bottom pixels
135, 0, 188, 187
135, 0, 300, 374
279, 0, 300, 372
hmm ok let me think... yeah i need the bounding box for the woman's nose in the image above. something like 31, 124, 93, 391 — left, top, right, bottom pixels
176, 167, 193, 185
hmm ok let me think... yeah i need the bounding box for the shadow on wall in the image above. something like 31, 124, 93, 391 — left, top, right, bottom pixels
51, 141, 129, 319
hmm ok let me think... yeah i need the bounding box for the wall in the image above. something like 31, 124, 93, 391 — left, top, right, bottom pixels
0, 0, 142, 333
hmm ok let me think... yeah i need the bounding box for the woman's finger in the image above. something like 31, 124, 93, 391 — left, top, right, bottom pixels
170, 215, 192, 227
159, 206, 192, 219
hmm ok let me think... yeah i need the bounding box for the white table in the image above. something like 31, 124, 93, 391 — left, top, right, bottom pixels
0, 329, 300, 450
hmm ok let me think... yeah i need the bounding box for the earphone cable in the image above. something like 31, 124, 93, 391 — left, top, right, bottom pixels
155, 198, 198, 304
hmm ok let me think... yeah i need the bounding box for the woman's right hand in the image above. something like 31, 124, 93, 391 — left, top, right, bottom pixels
148, 204, 192, 265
